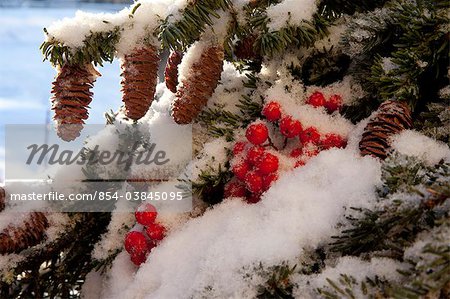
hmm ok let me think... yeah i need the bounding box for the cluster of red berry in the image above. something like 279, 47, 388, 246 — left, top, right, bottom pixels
224, 92, 347, 203
306, 91, 343, 113
225, 123, 280, 203
124, 203, 166, 266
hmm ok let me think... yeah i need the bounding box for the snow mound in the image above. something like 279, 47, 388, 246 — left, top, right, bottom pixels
391, 130, 450, 165
103, 149, 381, 298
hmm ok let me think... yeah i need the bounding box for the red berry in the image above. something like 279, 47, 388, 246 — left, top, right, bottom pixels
146, 223, 166, 241
130, 250, 148, 266
135, 203, 158, 226
321, 134, 347, 150
304, 148, 320, 157
290, 147, 303, 158
224, 180, 247, 198
246, 123, 269, 145
247, 146, 265, 165
244, 171, 263, 194
299, 127, 321, 145
124, 231, 148, 255
307, 91, 326, 108
279, 116, 302, 138
255, 152, 279, 175
232, 161, 249, 181
246, 193, 261, 204
233, 141, 247, 155
262, 101, 282, 122
262, 173, 278, 191
324, 94, 342, 113
294, 160, 305, 168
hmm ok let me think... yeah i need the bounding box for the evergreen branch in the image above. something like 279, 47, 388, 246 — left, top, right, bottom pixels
256, 262, 296, 299
40, 27, 121, 67
331, 159, 450, 256
317, 274, 390, 299
191, 164, 232, 205
157, 0, 232, 51
388, 219, 450, 299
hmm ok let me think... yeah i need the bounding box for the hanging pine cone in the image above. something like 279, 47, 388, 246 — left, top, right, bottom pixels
0, 187, 5, 212
0, 212, 48, 254
235, 34, 260, 60
51, 63, 100, 142
165, 51, 183, 93
359, 100, 413, 159
171, 44, 224, 124
121, 45, 159, 120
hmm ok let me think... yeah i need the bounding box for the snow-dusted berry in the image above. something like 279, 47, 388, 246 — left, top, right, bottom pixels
321, 134, 347, 149
232, 161, 250, 181
290, 147, 303, 158
246, 123, 269, 145
262, 101, 282, 122
294, 160, 305, 168
255, 152, 279, 175
224, 180, 247, 198
262, 173, 278, 191
124, 231, 148, 255
244, 171, 263, 194
130, 251, 148, 266
299, 127, 321, 145
279, 116, 302, 138
306, 91, 326, 108
304, 148, 320, 157
135, 203, 157, 226
146, 223, 166, 241
246, 193, 261, 204
233, 141, 247, 155
325, 94, 342, 113
247, 146, 265, 165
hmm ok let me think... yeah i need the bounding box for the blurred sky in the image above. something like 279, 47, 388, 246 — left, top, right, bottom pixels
0, 2, 131, 179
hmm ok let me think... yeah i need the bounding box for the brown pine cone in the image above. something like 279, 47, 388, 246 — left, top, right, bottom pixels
0, 211, 48, 254
235, 34, 259, 60
359, 100, 413, 159
121, 45, 160, 120
171, 44, 224, 124
51, 63, 100, 142
0, 187, 5, 212
165, 51, 183, 93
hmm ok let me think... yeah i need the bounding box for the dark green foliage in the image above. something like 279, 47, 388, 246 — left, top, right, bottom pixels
192, 164, 233, 205
158, 0, 232, 51
256, 263, 296, 299
197, 71, 263, 141
331, 158, 450, 257
299, 46, 351, 86
317, 274, 390, 299
343, 0, 449, 112
319, 0, 389, 18
387, 223, 450, 299
417, 102, 450, 144
0, 213, 111, 298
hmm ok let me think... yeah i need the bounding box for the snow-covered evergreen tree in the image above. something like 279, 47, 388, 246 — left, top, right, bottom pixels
0, 0, 448, 297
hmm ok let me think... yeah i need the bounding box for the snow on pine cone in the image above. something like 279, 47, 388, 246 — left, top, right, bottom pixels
359, 100, 413, 159
121, 45, 159, 120
164, 51, 183, 93
0, 211, 48, 254
51, 63, 100, 142
171, 45, 224, 124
